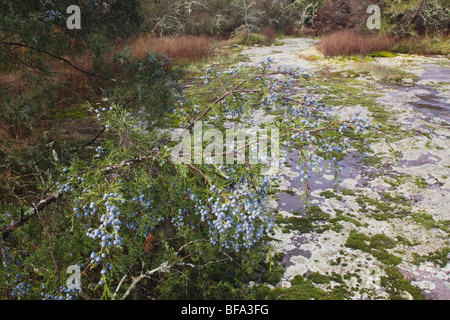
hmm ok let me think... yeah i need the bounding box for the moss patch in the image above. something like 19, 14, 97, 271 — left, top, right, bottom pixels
370, 234, 396, 250
381, 266, 426, 300
276, 215, 314, 234
345, 231, 401, 266
345, 230, 371, 251
261, 263, 285, 286
368, 51, 399, 58
306, 205, 331, 221
412, 213, 448, 233
307, 272, 331, 284
319, 190, 343, 201
412, 248, 450, 268
414, 177, 428, 189
253, 275, 349, 300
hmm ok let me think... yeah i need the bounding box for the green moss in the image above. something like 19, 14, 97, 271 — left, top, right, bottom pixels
381, 266, 426, 300
372, 249, 402, 266
319, 190, 343, 201
345, 230, 370, 251
252, 285, 273, 300
307, 272, 331, 284
330, 213, 363, 227
320, 79, 377, 109
329, 272, 344, 284
261, 263, 285, 286
345, 231, 402, 265
356, 193, 411, 217
383, 175, 409, 188
273, 252, 286, 262
341, 189, 356, 197
367, 105, 409, 141
281, 276, 328, 300
330, 257, 342, 266
368, 51, 398, 58
414, 177, 428, 189
412, 213, 441, 230
254, 275, 350, 300
412, 248, 450, 268
51, 105, 87, 121
232, 33, 268, 46
395, 235, 413, 246
276, 215, 314, 234
307, 206, 331, 221
370, 234, 397, 250
284, 189, 296, 196
332, 223, 346, 233
364, 156, 383, 167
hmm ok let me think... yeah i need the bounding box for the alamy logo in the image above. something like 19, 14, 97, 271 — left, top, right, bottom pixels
367, 5, 381, 30
67, 5, 81, 30
66, 265, 81, 290
171, 121, 280, 175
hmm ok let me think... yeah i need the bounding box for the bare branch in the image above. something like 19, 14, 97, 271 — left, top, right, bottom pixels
120, 262, 171, 300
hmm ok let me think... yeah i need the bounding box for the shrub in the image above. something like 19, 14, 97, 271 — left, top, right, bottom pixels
391, 35, 450, 55
125, 35, 216, 63
384, 0, 450, 36
316, 30, 396, 57
231, 31, 267, 46
313, 0, 384, 35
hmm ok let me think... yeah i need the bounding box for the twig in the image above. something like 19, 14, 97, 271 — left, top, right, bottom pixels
113, 274, 128, 299
2, 192, 60, 240
1, 41, 110, 81
120, 262, 170, 300
187, 79, 248, 130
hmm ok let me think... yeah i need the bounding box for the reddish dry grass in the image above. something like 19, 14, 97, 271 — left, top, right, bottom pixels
261, 26, 277, 44
284, 26, 316, 38
125, 35, 216, 63
317, 30, 396, 57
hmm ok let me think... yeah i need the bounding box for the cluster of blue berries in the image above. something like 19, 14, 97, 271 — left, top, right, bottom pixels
10, 276, 33, 297
95, 146, 105, 158
56, 180, 74, 194
172, 175, 276, 252
41, 285, 79, 300
85, 196, 124, 249
73, 201, 97, 218
45, 10, 63, 21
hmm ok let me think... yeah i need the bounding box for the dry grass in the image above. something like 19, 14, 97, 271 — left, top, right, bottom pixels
284, 26, 316, 38
317, 30, 396, 57
125, 35, 216, 63
261, 26, 277, 44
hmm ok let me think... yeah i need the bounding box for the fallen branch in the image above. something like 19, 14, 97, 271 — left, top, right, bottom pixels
120, 262, 171, 300
186, 79, 248, 130
1, 192, 61, 240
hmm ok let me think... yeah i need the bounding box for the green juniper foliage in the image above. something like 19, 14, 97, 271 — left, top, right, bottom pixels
1, 1, 381, 301
1, 56, 376, 299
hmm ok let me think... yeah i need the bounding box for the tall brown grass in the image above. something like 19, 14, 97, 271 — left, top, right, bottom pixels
125, 35, 216, 63
317, 30, 396, 57
261, 26, 277, 44
283, 26, 316, 38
